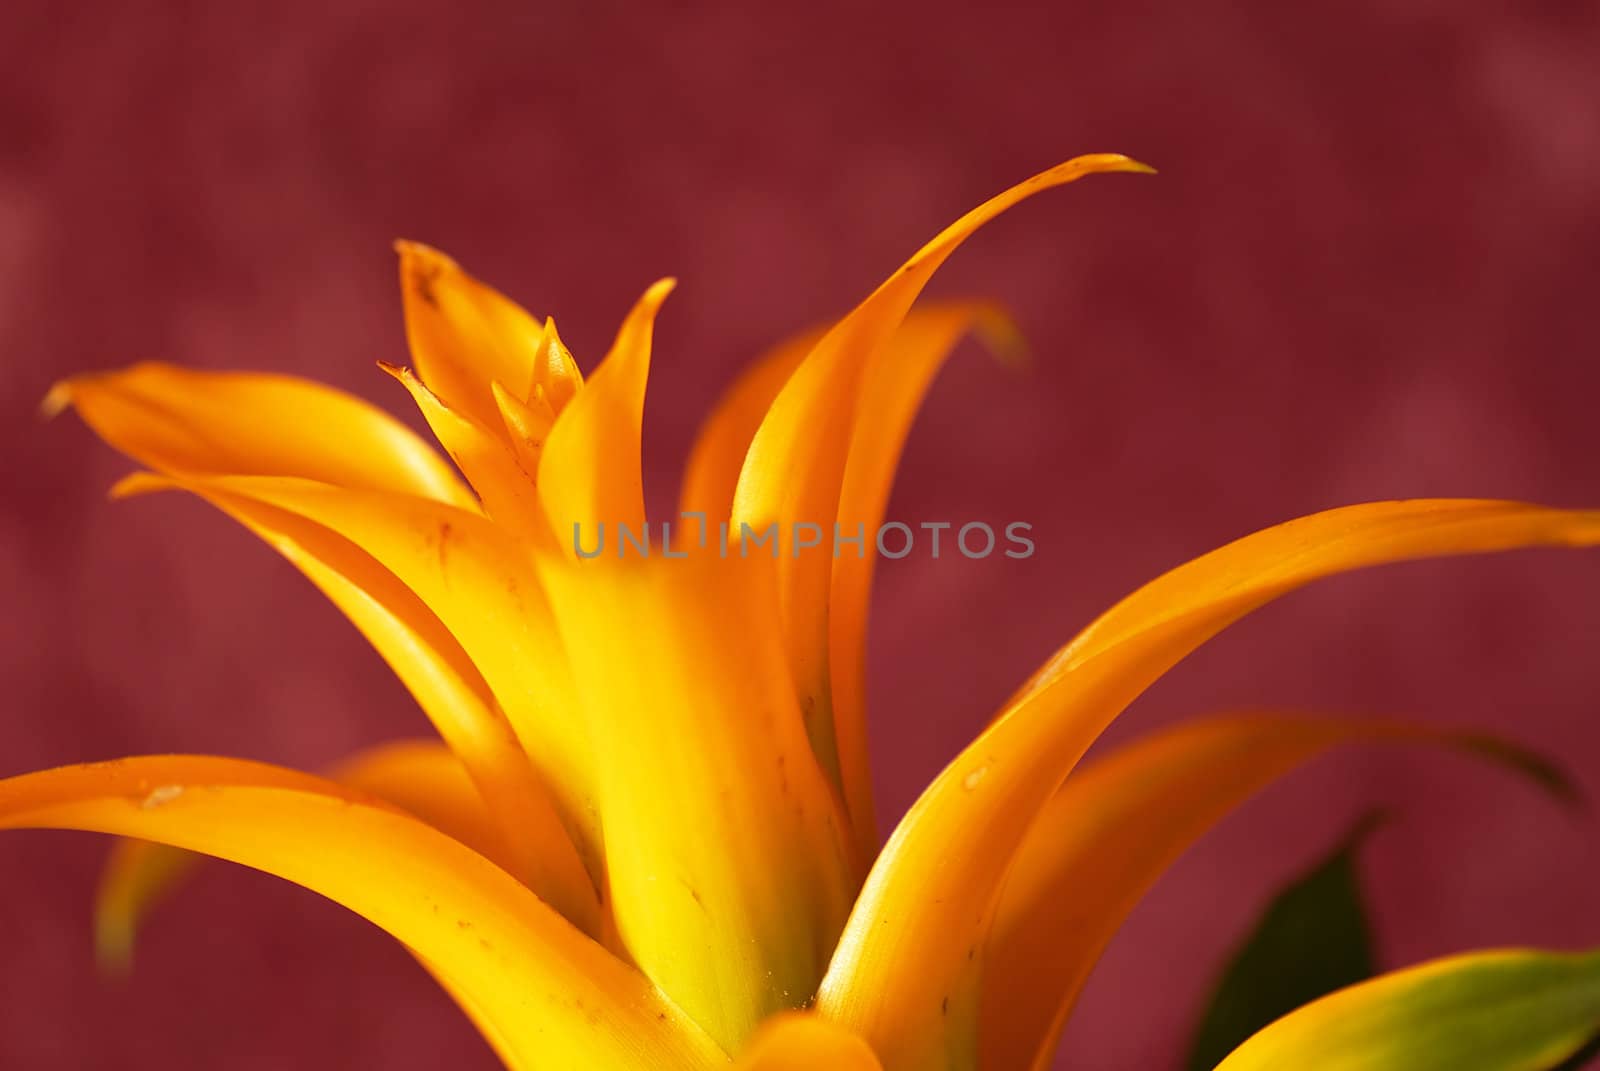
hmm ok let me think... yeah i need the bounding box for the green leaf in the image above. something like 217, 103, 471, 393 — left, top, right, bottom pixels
1185, 811, 1385, 1071
1211, 947, 1600, 1071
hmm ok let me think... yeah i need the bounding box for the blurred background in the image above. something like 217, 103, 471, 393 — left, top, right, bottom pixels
2, 1, 1598, 1067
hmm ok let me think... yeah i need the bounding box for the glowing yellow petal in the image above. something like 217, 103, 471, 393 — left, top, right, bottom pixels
538, 279, 675, 546
112, 472, 600, 890
1213, 948, 1600, 1071
818, 499, 1600, 1069
395, 241, 552, 431
734, 1013, 882, 1070
380, 362, 552, 546
982, 712, 1571, 1071
0, 757, 723, 1071
730, 155, 1150, 802
95, 738, 528, 972
44, 362, 475, 509
540, 550, 855, 1052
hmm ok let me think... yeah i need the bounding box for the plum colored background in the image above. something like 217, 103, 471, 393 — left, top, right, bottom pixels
2, 2, 1598, 1067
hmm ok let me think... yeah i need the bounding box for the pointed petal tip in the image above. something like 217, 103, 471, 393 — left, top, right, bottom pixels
972, 304, 1031, 369
374, 359, 413, 383
107, 472, 170, 501
40, 379, 79, 421
92, 914, 135, 981
392, 239, 452, 263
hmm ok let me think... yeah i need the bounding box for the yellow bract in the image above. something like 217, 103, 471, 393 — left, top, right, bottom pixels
10, 153, 1600, 1071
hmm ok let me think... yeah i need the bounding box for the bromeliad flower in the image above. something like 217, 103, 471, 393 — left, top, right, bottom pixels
9, 153, 1600, 1069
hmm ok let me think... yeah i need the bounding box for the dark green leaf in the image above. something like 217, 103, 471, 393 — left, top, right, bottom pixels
1184, 811, 1385, 1071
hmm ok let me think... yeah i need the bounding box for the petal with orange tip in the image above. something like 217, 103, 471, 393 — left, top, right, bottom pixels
733, 1013, 882, 1070
0, 756, 724, 1071
96, 738, 523, 973
818, 499, 1600, 1069
982, 712, 1576, 1071
114, 472, 599, 882
45, 362, 475, 509
538, 279, 675, 546
729, 155, 1150, 806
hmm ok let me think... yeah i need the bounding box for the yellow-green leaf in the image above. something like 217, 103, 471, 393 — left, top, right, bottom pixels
1212, 948, 1600, 1071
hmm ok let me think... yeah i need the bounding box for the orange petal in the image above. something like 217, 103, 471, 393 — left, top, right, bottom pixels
733, 1013, 882, 1070
729, 156, 1149, 810
982, 712, 1572, 1070
828, 302, 1018, 861
95, 738, 534, 972
540, 550, 856, 1052
395, 241, 555, 432
45, 362, 475, 509
818, 499, 1600, 1069
113, 472, 600, 886
538, 279, 675, 546
1, 756, 721, 1071
681, 301, 1017, 864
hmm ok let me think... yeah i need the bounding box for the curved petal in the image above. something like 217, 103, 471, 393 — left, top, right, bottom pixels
45, 362, 475, 509
0, 756, 724, 1071
540, 550, 856, 1053
112, 472, 601, 889
1212, 947, 1600, 1071
981, 712, 1575, 1071
734, 1013, 882, 1070
730, 155, 1150, 805
539, 279, 676, 547
818, 499, 1600, 1069
827, 301, 1017, 861
680, 302, 1017, 862
95, 738, 516, 971
396, 241, 559, 432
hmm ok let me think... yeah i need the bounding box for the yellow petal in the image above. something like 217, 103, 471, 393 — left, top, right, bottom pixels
538, 279, 676, 546
95, 738, 526, 972
540, 550, 856, 1052
729, 155, 1150, 809
981, 712, 1570, 1071
395, 241, 555, 432
1213, 947, 1600, 1071
113, 472, 600, 894
0, 756, 722, 1071
45, 362, 475, 509
734, 1013, 883, 1070
818, 499, 1600, 1070
380, 361, 553, 546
